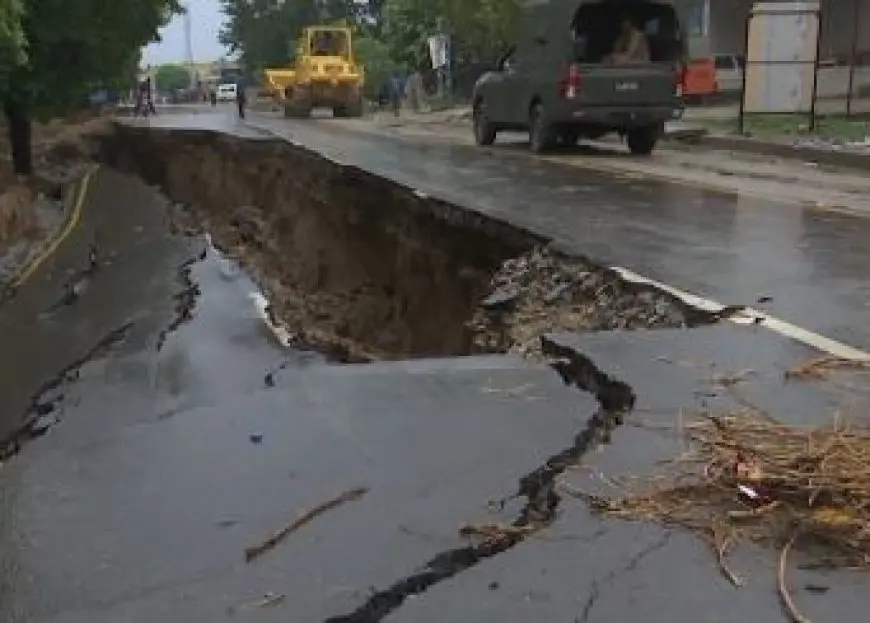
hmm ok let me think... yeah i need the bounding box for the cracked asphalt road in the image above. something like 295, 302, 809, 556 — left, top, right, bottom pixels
244, 109, 870, 353
1, 108, 869, 621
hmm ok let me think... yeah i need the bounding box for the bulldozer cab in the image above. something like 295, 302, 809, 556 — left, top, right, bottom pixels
307, 27, 349, 58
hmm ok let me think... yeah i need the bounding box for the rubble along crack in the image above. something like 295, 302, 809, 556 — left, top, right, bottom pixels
324, 342, 635, 623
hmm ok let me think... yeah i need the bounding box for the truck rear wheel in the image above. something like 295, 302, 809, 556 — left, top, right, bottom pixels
626, 125, 660, 156
557, 130, 579, 146
472, 100, 497, 146
529, 103, 554, 154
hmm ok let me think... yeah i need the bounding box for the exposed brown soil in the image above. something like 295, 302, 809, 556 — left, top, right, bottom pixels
90, 122, 713, 361
98, 125, 539, 360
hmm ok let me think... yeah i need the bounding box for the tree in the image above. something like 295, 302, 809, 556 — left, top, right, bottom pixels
219, 0, 319, 74
218, 0, 371, 75
0, 0, 183, 175
0, 0, 26, 69
380, 0, 520, 69
354, 35, 399, 98
155, 63, 191, 93
0, 0, 26, 96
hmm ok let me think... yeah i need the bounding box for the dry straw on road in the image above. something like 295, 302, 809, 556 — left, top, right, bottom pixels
566, 356, 870, 623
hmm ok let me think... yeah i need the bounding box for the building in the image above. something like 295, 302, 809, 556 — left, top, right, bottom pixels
673, 0, 870, 61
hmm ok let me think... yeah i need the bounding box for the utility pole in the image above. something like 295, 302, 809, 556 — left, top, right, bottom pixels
435, 17, 451, 103
184, 3, 195, 88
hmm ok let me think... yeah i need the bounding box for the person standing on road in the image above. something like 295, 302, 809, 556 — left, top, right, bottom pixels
144, 77, 157, 115
236, 80, 247, 119
388, 72, 404, 117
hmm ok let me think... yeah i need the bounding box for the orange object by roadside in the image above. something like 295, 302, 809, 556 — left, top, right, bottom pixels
683, 58, 717, 98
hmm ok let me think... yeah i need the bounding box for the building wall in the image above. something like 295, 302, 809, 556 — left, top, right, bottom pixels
677, 0, 870, 60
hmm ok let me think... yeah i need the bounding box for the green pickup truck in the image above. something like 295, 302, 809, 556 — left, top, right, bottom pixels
472, 0, 686, 155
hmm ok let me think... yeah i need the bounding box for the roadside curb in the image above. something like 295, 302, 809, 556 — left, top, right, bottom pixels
671, 134, 870, 170
3, 166, 96, 295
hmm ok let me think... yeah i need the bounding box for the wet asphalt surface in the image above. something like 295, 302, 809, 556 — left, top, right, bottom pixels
0, 108, 869, 620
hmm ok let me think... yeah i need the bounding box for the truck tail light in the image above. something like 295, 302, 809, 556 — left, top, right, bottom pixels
564, 63, 583, 99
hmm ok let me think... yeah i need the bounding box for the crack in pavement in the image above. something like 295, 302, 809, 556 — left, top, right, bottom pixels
324, 344, 636, 623
0, 321, 134, 461
40, 242, 101, 315
576, 531, 673, 623
155, 248, 205, 352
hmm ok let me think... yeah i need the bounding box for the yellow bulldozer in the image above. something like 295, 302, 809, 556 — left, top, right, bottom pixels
263, 23, 365, 118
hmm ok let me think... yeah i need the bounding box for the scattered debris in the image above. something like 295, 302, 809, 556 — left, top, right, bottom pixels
779, 532, 810, 623
470, 247, 712, 359
568, 407, 870, 620
785, 355, 870, 380
712, 368, 757, 388
479, 383, 540, 400
803, 583, 829, 594
458, 522, 535, 541
241, 592, 286, 610
245, 486, 369, 563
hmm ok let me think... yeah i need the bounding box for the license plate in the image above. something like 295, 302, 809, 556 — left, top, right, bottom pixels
615, 81, 639, 92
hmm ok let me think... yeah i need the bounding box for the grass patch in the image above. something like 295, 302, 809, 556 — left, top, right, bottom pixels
698, 114, 870, 141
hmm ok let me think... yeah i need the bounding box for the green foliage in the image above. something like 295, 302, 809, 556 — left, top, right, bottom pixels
354, 35, 399, 97
0, 0, 26, 63
219, 0, 319, 74
0, 0, 26, 90
219, 0, 397, 75
381, 0, 520, 69
1, 0, 182, 115
218, 0, 518, 82
155, 63, 192, 92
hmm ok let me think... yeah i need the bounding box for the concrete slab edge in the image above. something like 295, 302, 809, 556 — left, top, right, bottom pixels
323, 344, 636, 622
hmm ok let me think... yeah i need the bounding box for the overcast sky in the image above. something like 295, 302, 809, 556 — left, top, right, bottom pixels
142, 0, 227, 65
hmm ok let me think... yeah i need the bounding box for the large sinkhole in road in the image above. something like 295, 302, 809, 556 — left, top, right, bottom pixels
97, 125, 713, 361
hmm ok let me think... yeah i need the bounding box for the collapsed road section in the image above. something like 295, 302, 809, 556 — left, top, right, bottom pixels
94, 123, 716, 362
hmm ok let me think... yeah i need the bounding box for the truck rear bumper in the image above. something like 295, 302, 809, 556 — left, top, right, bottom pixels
554, 105, 683, 129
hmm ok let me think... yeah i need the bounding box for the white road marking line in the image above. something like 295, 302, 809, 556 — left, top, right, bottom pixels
611, 266, 870, 362
251, 118, 870, 361
248, 291, 296, 348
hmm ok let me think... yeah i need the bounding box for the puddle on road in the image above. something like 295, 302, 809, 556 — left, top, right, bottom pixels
199, 231, 324, 363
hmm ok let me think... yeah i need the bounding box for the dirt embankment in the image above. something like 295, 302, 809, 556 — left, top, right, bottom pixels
99, 126, 539, 359
0, 117, 108, 263
94, 123, 712, 361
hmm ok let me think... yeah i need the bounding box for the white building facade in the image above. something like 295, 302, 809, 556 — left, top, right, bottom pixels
673, 0, 870, 61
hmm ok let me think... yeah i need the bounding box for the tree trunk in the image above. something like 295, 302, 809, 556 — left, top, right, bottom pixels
3, 99, 33, 177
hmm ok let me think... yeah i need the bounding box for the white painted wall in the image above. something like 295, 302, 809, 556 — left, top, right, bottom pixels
698, 0, 870, 59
